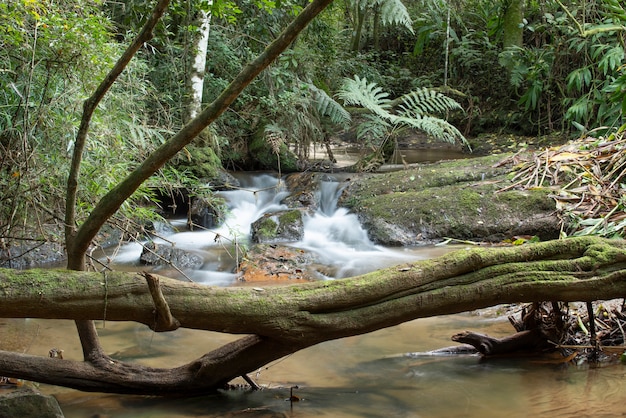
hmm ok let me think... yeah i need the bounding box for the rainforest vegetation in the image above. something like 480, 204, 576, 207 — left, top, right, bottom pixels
1, 0, 626, 397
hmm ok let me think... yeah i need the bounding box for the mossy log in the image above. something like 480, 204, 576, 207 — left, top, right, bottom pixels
0, 236, 625, 395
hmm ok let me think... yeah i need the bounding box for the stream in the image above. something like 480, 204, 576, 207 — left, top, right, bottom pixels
3, 155, 626, 417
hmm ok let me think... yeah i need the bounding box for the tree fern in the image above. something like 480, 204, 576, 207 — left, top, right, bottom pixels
337, 75, 467, 147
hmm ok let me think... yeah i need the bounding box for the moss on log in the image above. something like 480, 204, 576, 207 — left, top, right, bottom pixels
0, 236, 625, 394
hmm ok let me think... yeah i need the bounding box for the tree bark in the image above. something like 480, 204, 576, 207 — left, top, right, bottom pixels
502, 0, 523, 49
0, 237, 625, 395
187, 5, 212, 121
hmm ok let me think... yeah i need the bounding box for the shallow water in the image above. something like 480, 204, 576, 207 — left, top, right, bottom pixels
6, 314, 622, 418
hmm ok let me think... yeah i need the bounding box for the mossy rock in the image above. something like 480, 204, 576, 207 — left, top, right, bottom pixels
171, 145, 222, 181
0, 389, 65, 418
340, 154, 560, 245
249, 130, 299, 172
250, 210, 304, 244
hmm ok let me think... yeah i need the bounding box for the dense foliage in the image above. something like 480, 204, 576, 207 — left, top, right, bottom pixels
1, 0, 625, 247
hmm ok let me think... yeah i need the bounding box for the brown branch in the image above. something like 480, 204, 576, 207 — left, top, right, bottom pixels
0, 335, 299, 395
451, 330, 547, 356
142, 272, 180, 332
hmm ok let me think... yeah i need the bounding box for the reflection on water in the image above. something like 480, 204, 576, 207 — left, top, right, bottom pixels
7, 315, 620, 418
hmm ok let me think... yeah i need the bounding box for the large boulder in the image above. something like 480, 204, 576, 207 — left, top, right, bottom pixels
339, 154, 560, 245
0, 389, 65, 418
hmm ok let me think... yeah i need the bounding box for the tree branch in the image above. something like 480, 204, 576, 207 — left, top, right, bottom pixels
142, 272, 180, 331
0, 237, 625, 394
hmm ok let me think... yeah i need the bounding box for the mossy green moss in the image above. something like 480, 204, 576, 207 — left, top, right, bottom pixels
278, 210, 301, 225
0, 268, 114, 299
172, 145, 221, 180
256, 217, 279, 240
341, 154, 510, 209
342, 154, 559, 244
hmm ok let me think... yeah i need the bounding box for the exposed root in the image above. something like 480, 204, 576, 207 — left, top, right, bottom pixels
453, 300, 626, 365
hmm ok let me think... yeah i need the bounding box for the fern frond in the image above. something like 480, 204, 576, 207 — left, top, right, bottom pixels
307, 83, 352, 127
336, 75, 392, 118
395, 114, 467, 146
338, 76, 468, 149
397, 88, 462, 117
377, 0, 414, 33
264, 123, 285, 154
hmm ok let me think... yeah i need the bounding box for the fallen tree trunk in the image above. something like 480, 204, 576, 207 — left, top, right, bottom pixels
0, 236, 625, 395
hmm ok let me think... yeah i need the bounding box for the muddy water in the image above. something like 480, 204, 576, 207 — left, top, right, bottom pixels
4, 313, 623, 418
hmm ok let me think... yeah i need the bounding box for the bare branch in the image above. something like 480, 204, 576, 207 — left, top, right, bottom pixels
142, 272, 180, 332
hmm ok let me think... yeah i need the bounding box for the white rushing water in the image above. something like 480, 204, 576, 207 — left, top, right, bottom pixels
106, 172, 427, 283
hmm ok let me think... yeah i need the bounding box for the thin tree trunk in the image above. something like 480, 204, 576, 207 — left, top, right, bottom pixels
65, 0, 171, 269
352, 6, 366, 51
187, 5, 212, 121
502, 0, 524, 49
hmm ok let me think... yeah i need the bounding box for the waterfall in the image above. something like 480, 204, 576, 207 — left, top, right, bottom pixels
107, 172, 425, 283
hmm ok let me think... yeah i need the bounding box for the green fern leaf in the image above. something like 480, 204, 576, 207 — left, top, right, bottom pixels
377, 0, 414, 33
338, 76, 468, 148
356, 113, 391, 143
395, 114, 466, 145
336, 75, 392, 118
307, 83, 352, 127
398, 88, 462, 117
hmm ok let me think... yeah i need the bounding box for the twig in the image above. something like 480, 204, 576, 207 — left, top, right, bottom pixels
241, 374, 260, 390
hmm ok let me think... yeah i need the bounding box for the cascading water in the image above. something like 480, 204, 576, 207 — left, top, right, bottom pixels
107, 172, 425, 284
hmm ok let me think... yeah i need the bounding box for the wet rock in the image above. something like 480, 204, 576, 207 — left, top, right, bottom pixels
139, 242, 203, 269
188, 196, 223, 230
0, 240, 65, 269
0, 388, 65, 418
282, 172, 338, 211
250, 210, 304, 244
238, 244, 320, 282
